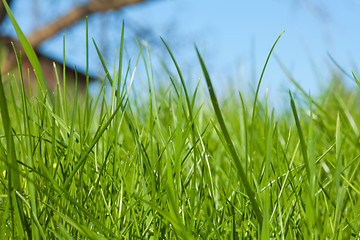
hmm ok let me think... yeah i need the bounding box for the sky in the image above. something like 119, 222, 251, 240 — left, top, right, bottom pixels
1, 0, 360, 105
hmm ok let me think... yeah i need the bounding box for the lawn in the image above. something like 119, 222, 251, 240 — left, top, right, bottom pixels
1, 4, 360, 239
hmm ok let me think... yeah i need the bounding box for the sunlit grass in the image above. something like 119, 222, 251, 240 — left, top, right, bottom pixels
1, 2, 360, 238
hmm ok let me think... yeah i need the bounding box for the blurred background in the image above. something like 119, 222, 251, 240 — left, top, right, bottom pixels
0, 0, 359, 105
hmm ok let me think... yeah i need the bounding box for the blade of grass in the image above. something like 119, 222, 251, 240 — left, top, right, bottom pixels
63, 49, 141, 189
327, 52, 353, 81
93, 39, 113, 86
64, 66, 78, 171
15, 191, 46, 239
162, 38, 199, 219
289, 91, 310, 181
12, 43, 40, 240
62, 34, 68, 124
0, 71, 29, 238
135, 196, 194, 239
261, 110, 274, 239
334, 112, 345, 234
275, 53, 334, 122
195, 46, 263, 225
352, 72, 360, 90
238, 91, 249, 175
2, 0, 49, 96
44, 202, 103, 239
117, 20, 125, 98
251, 31, 284, 123
306, 91, 317, 237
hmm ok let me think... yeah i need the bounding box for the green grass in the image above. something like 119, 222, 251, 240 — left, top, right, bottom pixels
1, 3, 360, 239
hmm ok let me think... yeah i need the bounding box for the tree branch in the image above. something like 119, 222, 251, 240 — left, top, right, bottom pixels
27, 0, 148, 48
1, 0, 149, 75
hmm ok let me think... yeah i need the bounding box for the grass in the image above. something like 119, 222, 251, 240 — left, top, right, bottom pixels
1, 3, 360, 239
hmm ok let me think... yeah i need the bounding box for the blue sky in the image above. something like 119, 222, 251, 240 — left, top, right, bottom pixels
2, 0, 360, 103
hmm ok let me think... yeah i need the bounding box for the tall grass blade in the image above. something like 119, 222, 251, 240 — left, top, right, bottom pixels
0, 72, 29, 238
306, 92, 317, 237
334, 112, 345, 235
93, 39, 113, 86
64, 67, 79, 172
162, 37, 199, 215
289, 92, 310, 181
251, 31, 284, 122
2, 0, 49, 95
195, 46, 263, 225
327, 52, 353, 81
12, 44, 40, 240
352, 72, 360, 90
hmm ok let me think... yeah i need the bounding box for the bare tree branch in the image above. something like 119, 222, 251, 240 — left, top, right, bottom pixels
27, 0, 148, 48
0, 0, 13, 24
1, 0, 149, 75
